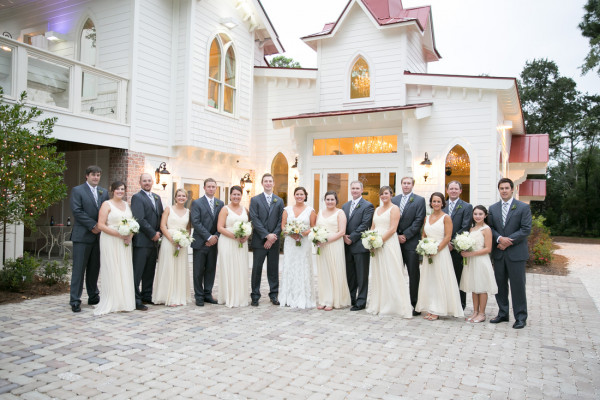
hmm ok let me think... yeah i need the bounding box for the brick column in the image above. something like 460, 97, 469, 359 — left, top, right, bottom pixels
108, 149, 146, 202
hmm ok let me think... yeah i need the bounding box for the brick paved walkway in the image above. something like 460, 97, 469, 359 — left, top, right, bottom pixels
1, 265, 599, 399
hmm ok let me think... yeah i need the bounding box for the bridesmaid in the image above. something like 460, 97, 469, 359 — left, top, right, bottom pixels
366, 186, 412, 317
279, 187, 317, 308
315, 191, 351, 311
152, 188, 191, 306
216, 186, 250, 307
94, 181, 136, 315
460, 205, 498, 323
415, 192, 464, 321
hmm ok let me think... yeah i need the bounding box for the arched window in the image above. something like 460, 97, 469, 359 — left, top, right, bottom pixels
79, 18, 96, 66
350, 56, 370, 99
445, 145, 471, 202
208, 34, 236, 114
271, 153, 288, 205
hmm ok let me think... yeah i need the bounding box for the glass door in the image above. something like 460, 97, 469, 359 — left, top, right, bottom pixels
357, 172, 381, 208
313, 171, 349, 213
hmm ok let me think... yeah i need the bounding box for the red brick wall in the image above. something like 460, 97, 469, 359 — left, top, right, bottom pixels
108, 149, 146, 203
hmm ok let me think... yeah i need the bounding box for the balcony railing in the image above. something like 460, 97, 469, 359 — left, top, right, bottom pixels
0, 36, 128, 123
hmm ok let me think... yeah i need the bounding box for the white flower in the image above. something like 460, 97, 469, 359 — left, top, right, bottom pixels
233, 221, 252, 248
416, 238, 439, 264
172, 229, 194, 256
117, 217, 140, 246
308, 226, 328, 255
283, 220, 309, 246
452, 232, 476, 252
360, 230, 383, 257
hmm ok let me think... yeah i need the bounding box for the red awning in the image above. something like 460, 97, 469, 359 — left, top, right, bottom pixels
519, 179, 546, 197
509, 134, 549, 163
272, 103, 432, 121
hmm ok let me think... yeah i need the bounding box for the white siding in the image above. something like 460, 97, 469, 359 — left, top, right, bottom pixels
406, 30, 426, 73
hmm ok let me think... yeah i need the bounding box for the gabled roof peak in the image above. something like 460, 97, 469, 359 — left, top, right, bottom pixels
362, 0, 404, 20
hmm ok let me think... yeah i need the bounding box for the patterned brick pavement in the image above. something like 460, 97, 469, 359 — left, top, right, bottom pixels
0, 263, 599, 399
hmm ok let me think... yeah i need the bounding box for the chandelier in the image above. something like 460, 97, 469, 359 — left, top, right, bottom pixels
354, 137, 394, 154
351, 59, 370, 98
445, 150, 470, 175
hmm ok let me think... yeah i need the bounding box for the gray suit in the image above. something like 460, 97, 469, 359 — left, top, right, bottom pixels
190, 196, 223, 302
488, 198, 532, 322
69, 183, 109, 307
442, 199, 473, 309
131, 190, 164, 305
342, 198, 374, 307
392, 193, 426, 308
249, 193, 284, 301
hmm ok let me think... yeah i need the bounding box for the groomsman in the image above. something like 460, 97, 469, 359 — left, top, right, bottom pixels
488, 178, 532, 329
392, 177, 426, 315
249, 173, 284, 306
342, 181, 374, 311
69, 165, 109, 312
442, 181, 473, 310
190, 178, 223, 306
131, 173, 164, 311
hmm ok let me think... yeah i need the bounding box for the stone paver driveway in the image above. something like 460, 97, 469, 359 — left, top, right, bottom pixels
1, 267, 599, 399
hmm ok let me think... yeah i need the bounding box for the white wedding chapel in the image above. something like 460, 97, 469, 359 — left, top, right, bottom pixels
0, 0, 548, 260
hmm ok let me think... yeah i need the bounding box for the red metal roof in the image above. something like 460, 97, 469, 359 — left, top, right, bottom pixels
509, 134, 549, 163
519, 179, 546, 197
272, 103, 432, 121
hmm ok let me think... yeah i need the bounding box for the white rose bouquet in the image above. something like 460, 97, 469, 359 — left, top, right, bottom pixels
308, 226, 328, 255
172, 229, 194, 257
117, 217, 140, 247
282, 220, 309, 247
416, 238, 439, 264
452, 232, 476, 265
361, 230, 383, 257
233, 221, 252, 248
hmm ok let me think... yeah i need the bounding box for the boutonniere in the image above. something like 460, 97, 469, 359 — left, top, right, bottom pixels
409, 197, 414, 203
457, 205, 462, 210
215, 200, 220, 207
154, 195, 159, 200
98, 190, 103, 195
355, 203, 361, 209
273, 198, 278, 203
511, 204, 516, 210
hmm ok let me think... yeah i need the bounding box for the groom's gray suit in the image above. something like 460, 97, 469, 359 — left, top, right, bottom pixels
342, 198, 374, 308
488, 198, 532, 323
250, 192, 284, 302
69, 183, 109, 307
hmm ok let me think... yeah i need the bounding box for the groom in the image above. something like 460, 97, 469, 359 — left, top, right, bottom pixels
488, 178, 532, 329
249, 173, 284, 306
342, 180, 374, 311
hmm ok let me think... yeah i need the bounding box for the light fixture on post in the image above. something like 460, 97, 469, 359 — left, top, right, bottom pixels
155, 162, 171, 190
420, 152, 432, 182
240, 173, 253, 196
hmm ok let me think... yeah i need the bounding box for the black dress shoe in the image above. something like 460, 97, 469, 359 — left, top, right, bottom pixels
136, 304, 148, 311
71, 304, 81, 313
88, 298, 99, 305
270, 298, 280, 306
513, 320, 526, 329
204, 297, 218, 304
490, 315, 509, 324
195, 301, 204, 307
350, 305, 365, 311
412, 310, 421, 316
251, 300, 259, 307
142, 300, 155, 305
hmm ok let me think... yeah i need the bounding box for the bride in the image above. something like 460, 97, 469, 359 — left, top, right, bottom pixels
279, 187, 317, 308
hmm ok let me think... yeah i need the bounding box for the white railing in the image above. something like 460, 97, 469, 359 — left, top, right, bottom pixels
0, 36, 128, 123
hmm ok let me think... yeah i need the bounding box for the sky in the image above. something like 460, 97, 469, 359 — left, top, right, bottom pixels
260, 0, 600, 94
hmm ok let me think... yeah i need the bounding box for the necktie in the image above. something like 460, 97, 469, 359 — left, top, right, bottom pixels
266, 195, 272, 206
449, 201, 455, 215
399, 195, 408, 214
148, 192, 156, 210
92, 187, 98, 205
349, 200, 357, 217
209, 198, 215, 215
502, 202, 509, 226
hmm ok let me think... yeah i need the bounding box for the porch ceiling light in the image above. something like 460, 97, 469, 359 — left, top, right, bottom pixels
0, 45, 11, 52
45, 31, 67, 42
500, 120, 513, 130
220, 17, 238, 29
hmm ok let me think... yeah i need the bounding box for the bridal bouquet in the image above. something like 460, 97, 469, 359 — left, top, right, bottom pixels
282, 220, 309, 246
452, 232, 476, 266
361, 230, 383, 257
308, 226, 328, 255
233, 221, 252, 248
118, 217, 140, 246
172, 229, 194, 257
416, 238, 439, 264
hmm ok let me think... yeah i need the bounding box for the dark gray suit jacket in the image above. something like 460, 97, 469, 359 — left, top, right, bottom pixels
190, 196, 223, 252
442, 199, 473, 240
488, 199, 532, 262
342, 198, 374, 254
70, 183, 109, 243
131, 190, 164, 248
249, 193, 284, 249
392, 193, 426, 251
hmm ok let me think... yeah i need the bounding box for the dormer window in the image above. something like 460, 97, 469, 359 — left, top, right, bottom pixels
350, 56, 370, 99
208, 34, 236, 114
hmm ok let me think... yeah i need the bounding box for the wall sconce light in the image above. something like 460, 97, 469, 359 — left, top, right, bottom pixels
291, 156, 298, 168
445, 166, 452, 176
45, 31, 67, 42
240, 173, 253, 195
420, 152, 432, 182
155, 162, 171, 189
220, 17, 238, 29
294, 174, 298, 183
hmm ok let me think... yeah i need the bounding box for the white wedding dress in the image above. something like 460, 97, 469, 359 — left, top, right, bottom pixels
279, 205, 315, 309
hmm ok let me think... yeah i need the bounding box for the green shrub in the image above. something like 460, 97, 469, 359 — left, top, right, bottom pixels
42, 257, 69, 285
0, 252, 40, 291
528, 215, 554, 266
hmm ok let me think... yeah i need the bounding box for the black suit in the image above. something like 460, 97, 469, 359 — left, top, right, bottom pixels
442, 199, 473, 309
69, 183, 109, 307
249, 193, 284, 302
131, 190, 164, 305
391, 193, 426, 308
341, 198, 374, 308
190, 196, 223, 302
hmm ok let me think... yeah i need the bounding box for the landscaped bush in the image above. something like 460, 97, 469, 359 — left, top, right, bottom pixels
528, 215, 554, 266
0, 252, 41, 291
42, 257, 70, 285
